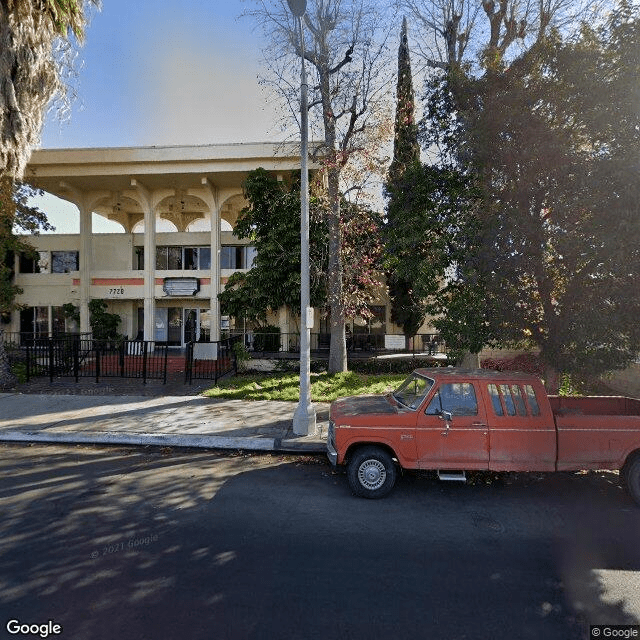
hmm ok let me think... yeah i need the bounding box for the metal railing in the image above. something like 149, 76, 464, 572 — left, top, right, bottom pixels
227, 331, 445, 355
24, 336, 168, 384
1, 331, 92, 347
184, 336, 240, 384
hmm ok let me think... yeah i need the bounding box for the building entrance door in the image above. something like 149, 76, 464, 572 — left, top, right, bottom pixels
145, 307, 211, 347
184, 308, 199, 345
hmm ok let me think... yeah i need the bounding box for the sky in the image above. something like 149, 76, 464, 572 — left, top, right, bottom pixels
35, 0, 291, 233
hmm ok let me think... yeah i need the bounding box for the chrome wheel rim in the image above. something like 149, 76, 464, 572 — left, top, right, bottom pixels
358, 459, 386, 490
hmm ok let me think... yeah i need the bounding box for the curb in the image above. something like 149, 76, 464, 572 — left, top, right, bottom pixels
0, 430, 327, 454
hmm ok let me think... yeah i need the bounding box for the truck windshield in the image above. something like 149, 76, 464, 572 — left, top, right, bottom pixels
393, 373, 434, 410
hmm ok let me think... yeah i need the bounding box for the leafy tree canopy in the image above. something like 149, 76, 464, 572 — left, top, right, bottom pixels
219, 168, 384, 328
426, 1, 640, 376
1, 183, 53, 317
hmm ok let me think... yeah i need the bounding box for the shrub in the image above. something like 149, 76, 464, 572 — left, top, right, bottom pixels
252, 325, 281, 352
348, 357, 446, 375
481, 354, 545, 377
232, 340, 251, 372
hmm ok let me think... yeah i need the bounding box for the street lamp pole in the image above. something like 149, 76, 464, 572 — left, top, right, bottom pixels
288, 0, 316, 436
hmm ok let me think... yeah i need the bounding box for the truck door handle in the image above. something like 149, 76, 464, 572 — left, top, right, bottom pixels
471, 423, 486, 427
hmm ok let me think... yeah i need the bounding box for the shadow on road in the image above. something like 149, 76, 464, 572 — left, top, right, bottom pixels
1, 444, 639, 640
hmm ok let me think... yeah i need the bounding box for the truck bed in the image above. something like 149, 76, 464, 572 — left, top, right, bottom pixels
549, 395, 640, 416
549, 396, 640, 470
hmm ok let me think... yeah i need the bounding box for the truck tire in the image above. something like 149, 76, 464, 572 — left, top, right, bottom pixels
347, 446, 396, 499
623, 454, 640, 507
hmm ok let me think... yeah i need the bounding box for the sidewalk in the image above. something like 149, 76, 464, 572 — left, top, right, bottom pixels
0, 388, 330, 454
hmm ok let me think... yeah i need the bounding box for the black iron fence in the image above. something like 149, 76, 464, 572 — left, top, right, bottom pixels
184, 336, 240, 384
228, 331, 445, 355
24, 336, 168, 384
1, 331, 93, 347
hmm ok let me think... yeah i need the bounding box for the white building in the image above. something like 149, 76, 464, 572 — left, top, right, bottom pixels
13, 143, 319, 346
13, 143, 416, 350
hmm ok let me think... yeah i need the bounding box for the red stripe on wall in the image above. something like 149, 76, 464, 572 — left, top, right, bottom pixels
92, 278, 144, 285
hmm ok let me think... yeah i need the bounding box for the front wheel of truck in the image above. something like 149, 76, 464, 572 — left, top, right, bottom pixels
347, 446, 397, 499
623, 454, 640, 507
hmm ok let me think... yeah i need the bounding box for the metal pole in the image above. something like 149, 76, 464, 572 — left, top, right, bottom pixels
291, 7, 316, 436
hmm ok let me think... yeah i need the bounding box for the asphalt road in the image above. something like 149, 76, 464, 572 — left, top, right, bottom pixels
1, 443, 639, 640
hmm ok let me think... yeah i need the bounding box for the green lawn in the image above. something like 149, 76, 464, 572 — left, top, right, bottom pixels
203, 371, 408, 403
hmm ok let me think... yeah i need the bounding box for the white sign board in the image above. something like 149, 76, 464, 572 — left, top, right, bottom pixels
193, 342, 218, 360
384, 335, 406, 350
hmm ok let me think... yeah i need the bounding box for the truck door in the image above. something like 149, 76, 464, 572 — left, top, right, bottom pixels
486, 383, 556, 471
416, 382, 489, 469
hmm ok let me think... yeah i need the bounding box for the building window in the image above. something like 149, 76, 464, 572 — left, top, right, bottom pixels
353, 305, 386, 335
184, 247, 211, 270
199, 248, 211, 269
156, 246, 169, 270
20, 306, 49, 336
220, 246, 256, 270
135, 248, 144, 270
51, 251, 79, 273
167, 246, 182, 270
52, 307, 67, 335
19, 251, 50, 273
156, 246, 211, 270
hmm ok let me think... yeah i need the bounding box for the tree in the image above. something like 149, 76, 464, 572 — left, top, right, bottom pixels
0, 0, 98, 386
384, 160, 481, 351
244, 0, 393, 372
414, 2, 640, 380
1, 183, 54, 322
0, 183, 54, 386
219, 168, 328, 325
219, 168, 384, 332
89, 299, 122, 342
385, 16, 427, 343
397, 0, 621, 373
456, 5, 640, 380
397, 0, 602, 73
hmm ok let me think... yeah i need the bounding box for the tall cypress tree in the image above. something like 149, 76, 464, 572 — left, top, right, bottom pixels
385, 17, 425, 341
388, 17, 420, 182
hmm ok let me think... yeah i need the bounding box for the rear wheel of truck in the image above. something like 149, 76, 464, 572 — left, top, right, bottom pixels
347, 446, 396, 499
623, 454, 640, 507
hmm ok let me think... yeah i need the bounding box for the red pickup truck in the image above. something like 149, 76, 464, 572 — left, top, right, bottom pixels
327, 368, 640, 503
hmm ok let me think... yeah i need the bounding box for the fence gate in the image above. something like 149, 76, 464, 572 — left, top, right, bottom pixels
184, 336, 239, 384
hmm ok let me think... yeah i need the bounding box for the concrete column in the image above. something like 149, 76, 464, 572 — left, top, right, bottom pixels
143, 203, 156, 342
189, 179, 221, 342
210, 203, 221, 342
78, 202, 93, 334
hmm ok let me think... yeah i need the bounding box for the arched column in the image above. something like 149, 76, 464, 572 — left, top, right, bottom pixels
189, 179, 221, 341
130, 179, 165, 343
59, 184, 110, 335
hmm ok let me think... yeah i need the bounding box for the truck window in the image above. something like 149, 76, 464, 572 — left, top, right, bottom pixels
499, 384, 516, 415
425, 383, 478, 416
488, 384, 504, 415
393, 373, 434, 410
523, 384, 541, 416
511, 385, 527, 416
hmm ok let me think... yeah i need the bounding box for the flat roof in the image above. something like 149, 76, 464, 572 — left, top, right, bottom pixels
26, 141, 320, 197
